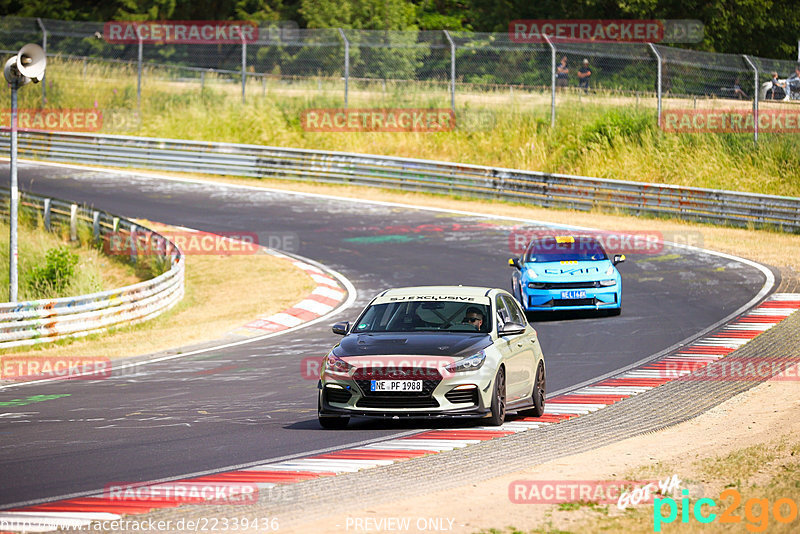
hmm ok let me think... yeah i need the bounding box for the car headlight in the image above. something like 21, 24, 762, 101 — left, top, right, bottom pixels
324, 353, 353, 374
527, 269, 538, 279
605, 265, 615, 276
599, 279, 616, 286
445, 351, 486, 373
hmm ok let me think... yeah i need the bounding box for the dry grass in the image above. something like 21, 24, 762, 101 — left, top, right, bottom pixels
5, 58, 800, 197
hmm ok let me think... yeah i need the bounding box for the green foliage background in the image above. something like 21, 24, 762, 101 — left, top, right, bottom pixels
0, 0, 796, 59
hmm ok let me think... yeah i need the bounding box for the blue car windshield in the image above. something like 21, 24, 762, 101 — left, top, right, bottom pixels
352, 301, 491, 333
525, 237, 607, 262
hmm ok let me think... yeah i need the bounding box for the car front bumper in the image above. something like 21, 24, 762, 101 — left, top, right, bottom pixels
522, 285, 621, 312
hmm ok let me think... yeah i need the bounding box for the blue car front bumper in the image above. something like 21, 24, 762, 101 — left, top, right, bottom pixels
522, 286, 621, 311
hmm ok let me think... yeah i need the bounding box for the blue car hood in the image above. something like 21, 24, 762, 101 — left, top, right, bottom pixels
523, 260, 613, 282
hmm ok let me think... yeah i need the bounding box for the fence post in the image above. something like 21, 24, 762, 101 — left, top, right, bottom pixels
92, 211, 101, 241
37, 18, 47, 105
647, 43, 662, 128
129, 224, 137, 264
443, 30, 456, 114
543, 34, 555, 128
70, 204, 78, 241
241, 36, 247, 104
338, 28, 349, 108
137, 35, 143, 110
43, 198, 51, 231
743, 55, 758, 146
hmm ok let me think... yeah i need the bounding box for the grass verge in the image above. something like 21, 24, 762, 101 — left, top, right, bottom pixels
4, 58, 800, 197
0, 218, 140, 302
3, 220, 316, 359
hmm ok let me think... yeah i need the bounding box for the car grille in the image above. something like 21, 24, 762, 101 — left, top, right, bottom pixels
354, 367, 442, 398
551, 298, 598, 307
532, 281, 600, 289
356, 396, 440, 408
324, 387, 352, 404
444, 388, 479, 405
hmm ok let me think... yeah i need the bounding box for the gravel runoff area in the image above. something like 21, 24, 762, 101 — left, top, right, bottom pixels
93, 272, 800, 534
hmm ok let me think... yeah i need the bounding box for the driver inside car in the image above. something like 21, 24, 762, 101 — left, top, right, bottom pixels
462, 306, 485, 332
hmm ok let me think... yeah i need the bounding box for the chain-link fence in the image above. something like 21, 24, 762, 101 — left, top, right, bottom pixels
2, 17, 799, 142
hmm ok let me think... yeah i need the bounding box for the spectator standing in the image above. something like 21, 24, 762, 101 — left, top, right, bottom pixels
556, 56, 568, 90
788, 64, 800, 100
577, 58, 591, 92
767, 72, 786, 100
732, 76, 747, 99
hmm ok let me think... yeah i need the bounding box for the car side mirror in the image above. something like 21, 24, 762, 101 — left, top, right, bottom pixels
332, 321, 350, 335
499, 321, 526, 336
508, 258, 522, 270
613, 254, 626, 265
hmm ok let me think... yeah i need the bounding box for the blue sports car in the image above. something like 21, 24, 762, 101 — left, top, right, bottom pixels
509, 235, 625, 315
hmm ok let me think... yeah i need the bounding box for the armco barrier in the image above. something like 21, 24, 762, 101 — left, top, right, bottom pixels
0, 188, 184, 349
1, 130, 798, 232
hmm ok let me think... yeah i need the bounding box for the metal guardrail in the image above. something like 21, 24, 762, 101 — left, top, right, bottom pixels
0, 188, 184, 349
1, 130, 799, 232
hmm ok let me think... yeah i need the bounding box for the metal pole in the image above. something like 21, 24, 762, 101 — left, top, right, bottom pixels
338, 28, 349, 108
9, 84, 19, 302
37, 18, 47, 105
543, 34, 555, 128
137, 36, 143, 110
647, 43, 662, 128
743, 55, 758, 146
443, 30, 456, 114
241, 38, 247, 104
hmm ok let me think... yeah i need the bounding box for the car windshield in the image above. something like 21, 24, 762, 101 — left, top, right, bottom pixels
352, 301, 491, 333
525, 237, 607, 262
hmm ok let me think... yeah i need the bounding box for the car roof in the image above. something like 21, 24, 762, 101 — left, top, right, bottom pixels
378, 286, 498, 298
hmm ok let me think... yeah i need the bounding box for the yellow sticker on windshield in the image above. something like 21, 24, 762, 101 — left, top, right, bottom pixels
560, 261, 578, 264
555, 236, 575, 243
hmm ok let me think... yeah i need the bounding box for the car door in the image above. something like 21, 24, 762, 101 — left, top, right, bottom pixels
502, 294, 537, 397
495, 294, 527, 402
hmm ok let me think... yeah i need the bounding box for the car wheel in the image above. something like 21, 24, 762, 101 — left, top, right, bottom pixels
318, 398, 349, 429
519, 362, 545, 417
487, 367, 506, 426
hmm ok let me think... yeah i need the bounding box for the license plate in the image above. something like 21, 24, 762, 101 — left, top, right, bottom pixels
370, 380, 423, 392
561, 290, 587, 299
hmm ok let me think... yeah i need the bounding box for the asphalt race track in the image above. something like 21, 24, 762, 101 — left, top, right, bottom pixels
0, 161, 770, 507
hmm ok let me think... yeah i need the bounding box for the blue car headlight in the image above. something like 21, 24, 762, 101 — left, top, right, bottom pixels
599, 279, 616, 287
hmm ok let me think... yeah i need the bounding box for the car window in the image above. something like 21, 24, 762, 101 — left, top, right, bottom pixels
352, 301, 491, 333
501, 295, 527, 326
525, 236, 607, 262
495, 295, 510, 330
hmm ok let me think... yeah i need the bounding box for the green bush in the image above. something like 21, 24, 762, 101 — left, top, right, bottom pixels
27, 246, 80, 297
580, 109, 653, 148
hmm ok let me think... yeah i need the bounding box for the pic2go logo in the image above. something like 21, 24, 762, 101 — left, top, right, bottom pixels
654, 488, 799, 532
